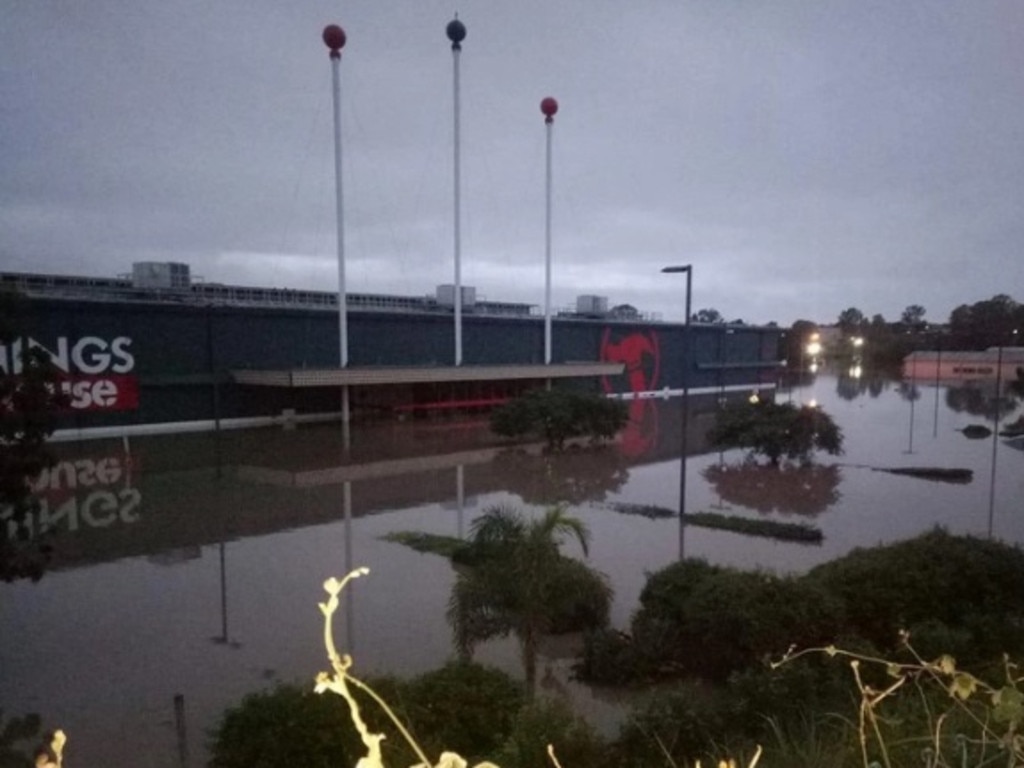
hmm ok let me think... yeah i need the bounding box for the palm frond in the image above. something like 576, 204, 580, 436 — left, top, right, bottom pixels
446, 570, 514, 655
534, 505, 591, 557
470, 504, 527, 547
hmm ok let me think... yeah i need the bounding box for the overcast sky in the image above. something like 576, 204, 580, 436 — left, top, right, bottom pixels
2, 1, 1022, 325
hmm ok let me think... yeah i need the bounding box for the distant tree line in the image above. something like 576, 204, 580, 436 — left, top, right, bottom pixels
784, 293, 1023, 368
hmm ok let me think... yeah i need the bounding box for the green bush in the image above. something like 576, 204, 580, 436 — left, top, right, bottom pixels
807, 528, 1024, 663
209, 684, 360, 768
0, 710, 42, 768
724, 653, 858, 734
491, 389, 628, 450
576, 628, 649, 686
639, 567, 843, 681
210, 663, 525, 768
494, 698, 607, 768
577, 560, 726, 685
545, 556, 613, 634
611, 682, 733, 768
578, 559, 845, 685
402, 662, 526, 762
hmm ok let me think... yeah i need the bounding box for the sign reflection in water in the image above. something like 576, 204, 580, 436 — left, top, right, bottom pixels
1, 374, 1022, 767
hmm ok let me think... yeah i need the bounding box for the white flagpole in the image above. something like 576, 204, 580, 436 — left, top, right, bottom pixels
323, 24, 350, 424
446, 17, 466, 366
541, 97, 558, 365
447, 17, 466, 366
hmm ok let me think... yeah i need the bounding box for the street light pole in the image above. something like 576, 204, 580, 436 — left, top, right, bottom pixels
662, 265, 692, 560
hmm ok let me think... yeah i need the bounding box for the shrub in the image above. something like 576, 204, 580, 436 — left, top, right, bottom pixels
772, 640, 1024, 768
402, 662, 526, 762
611, 682, 733, 768
0, 710, 43, 768
210, 663, 525, 768
576, 628, 649, 686
490, 389, 628, 450
493, 698, 607, 768
546, 556, 613, 633
724, 653, 858, 733
639, 567, 843, 681
577, 560, 726, 685
807, 528, 1024, 663
209, 684, 360, 768
580, 559, 846, 685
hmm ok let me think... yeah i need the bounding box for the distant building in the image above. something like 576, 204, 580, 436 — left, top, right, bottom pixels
903, 347, 1024, 382
1, 261, 781, 438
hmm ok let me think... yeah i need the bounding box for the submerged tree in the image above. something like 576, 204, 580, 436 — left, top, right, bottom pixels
447, 505, 611, 695
1, 290, 68, 581
490, 388, 627, 451
706, 400, 843, 467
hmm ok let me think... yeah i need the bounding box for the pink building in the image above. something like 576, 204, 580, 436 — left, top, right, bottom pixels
903, 347, 1024, 383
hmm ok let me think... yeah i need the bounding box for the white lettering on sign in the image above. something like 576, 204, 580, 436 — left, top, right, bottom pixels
61, 377, 130, 409
0, 336, 134, 375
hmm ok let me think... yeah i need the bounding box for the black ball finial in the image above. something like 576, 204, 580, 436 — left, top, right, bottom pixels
446, 18, 466, 47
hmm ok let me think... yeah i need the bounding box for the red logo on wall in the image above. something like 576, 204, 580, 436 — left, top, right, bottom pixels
600, 329, 660, 457
599, 329, 660, 394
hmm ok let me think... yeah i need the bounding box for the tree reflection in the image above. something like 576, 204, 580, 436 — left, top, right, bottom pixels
835, 373, 863, 401
702, 461, 842, 517
945, 386, 1019, 422
497, 448, 629, 506
1011, 369, 1024, 398
868, 377, 888, 398
836, 371, 890, 401
897, 381, 922, 402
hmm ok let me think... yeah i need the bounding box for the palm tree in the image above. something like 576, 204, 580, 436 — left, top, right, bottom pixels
446, 504, 611, 695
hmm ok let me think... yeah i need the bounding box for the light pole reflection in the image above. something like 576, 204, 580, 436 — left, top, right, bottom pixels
661, 265, 691, 561
211, 543, 241, 649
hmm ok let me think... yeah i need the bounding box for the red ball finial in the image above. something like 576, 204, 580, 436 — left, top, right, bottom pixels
322, 25, 346, 56
540, 97, 559, 122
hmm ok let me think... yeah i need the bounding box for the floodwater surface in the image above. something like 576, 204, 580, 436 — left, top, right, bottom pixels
2, 372, 1022, 766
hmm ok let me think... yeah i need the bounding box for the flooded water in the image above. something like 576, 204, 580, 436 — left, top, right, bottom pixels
2, 372, 1023, 766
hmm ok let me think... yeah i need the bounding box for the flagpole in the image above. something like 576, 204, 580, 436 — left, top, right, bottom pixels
447, 17, 466, 366
541, 97, 558, 365
323, 24, 349, 424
